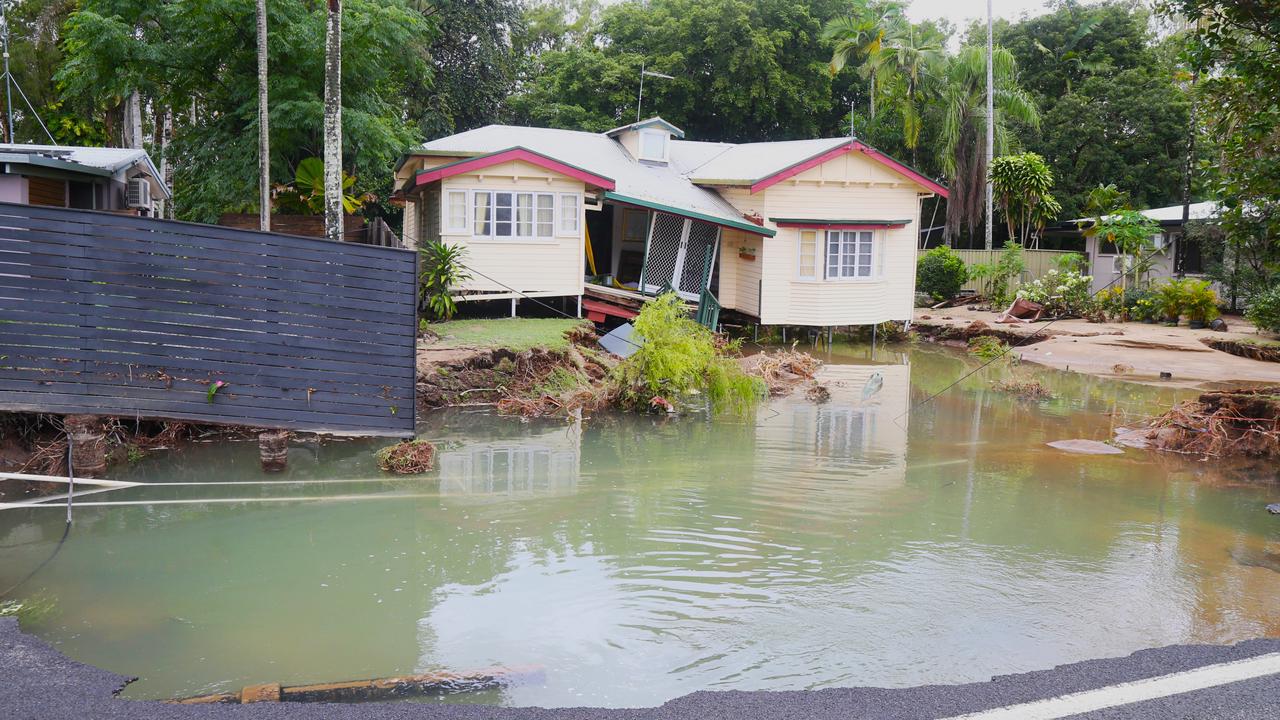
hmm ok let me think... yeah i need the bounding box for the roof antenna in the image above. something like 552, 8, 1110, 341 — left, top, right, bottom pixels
636, 61, 674, 123
0, 1, 57, 145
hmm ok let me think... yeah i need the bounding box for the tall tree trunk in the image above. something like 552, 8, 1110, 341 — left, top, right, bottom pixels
125, 90, 143, 149
154, 106, 168, 217
323, 0, 342, 243
257, 0, 271, 232
162, 109, 173, 218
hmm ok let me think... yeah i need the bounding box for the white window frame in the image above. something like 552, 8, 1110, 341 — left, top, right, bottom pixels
558, 193, 580, 236
468, 189, 559, 242
443, 189, 468, 234
638, 129, 670, 162
824, 230, 878, 280
796, 229, 819, 280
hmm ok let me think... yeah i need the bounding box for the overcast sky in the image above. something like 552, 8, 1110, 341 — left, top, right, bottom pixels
904, 0, 1056, 35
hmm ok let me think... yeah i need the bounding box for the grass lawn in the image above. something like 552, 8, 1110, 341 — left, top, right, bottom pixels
425, 317, 587, 352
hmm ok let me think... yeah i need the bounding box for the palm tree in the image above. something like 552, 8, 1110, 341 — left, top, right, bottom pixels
323, 0, 342, 243
821, 0, 906, 125
874, 23, 945, 165
256, 0, 270, 232
937, 45, 1039, 243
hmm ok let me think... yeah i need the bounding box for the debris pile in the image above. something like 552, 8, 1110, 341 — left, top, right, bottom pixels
375, 439, 436, 474
739, 349, 822, 396
1134, 387, 1280, 458
994, 376, 1053, 399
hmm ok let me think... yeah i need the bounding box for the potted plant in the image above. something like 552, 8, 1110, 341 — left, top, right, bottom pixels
1182, 279, 1220, 329
738, 245, 757, 261
1154, 279, 1185, 326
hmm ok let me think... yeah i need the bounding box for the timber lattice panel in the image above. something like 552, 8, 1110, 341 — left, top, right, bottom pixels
0, 202, 417, 436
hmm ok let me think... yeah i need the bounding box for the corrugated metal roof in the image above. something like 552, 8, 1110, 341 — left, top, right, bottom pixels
420, 125, 755, 232
0, 143, 170, 198
603, 117, 685, 138
680, 137, 850, 184
1069, 201, 1220, 224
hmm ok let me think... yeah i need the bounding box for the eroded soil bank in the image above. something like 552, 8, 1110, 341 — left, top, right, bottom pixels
913, 307, 1280, 390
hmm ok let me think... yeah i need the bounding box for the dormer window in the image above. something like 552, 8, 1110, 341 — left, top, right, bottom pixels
639, 129, 670, 163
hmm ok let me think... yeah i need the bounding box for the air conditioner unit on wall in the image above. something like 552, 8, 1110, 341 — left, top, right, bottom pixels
126, 177, 152, 209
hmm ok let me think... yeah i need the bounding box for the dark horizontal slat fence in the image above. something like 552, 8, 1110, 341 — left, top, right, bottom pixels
0, 202, 417, 437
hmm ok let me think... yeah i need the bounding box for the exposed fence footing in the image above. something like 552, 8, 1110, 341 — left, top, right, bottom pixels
258, 430, 290, 473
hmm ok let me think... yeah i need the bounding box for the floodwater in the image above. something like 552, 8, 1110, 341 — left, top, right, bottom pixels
2, 345, 1279, 708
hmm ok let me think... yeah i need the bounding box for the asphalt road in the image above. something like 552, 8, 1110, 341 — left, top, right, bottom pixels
3, 618, 1279, 720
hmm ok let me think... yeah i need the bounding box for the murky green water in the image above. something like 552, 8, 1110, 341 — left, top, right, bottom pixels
2, 345, 1278, 708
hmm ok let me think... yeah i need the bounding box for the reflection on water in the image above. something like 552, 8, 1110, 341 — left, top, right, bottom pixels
1, 345, 1278, 708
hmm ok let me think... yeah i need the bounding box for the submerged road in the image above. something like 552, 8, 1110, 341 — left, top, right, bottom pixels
3, 619, 1278, 719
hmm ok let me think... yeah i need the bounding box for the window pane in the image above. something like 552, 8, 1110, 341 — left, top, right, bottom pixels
798, 231, 816, 278
536, 194, 554, 237
495, 193, 513, 236
560, 194, 579, 233
516, 193, 533, 236
447, 192, 466, 229
473, 193, 491, 236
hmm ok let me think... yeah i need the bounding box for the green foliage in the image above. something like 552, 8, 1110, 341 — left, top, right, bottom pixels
967, 242, 1025, 306
0, 593, 57, 627
1246, 285, 1280, 335
1054, 252, 1088, 274
938, 45, 1041, 241
511, 0, 857, 141
989, 153, 1061, 245
1153, 279, 1186, 322
1092, 209, 1162, 290
613, 293, 764, 416
57, 0, 436, 223
967, 335, 1010, 362
1016, 269, 1094, 317
1180, 279, 1220, 323
419, 240, 471, 322
1095, 286, 1127, 321
915, 246, 968, 300
273, 158, 367, 215
992, 3, 1194, 218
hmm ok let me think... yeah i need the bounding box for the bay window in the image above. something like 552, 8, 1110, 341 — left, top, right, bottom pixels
465, 190, 567, 240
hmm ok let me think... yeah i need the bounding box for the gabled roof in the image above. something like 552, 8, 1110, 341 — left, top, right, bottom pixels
408, 122, 948, 237
604, 117, 685, 139
416, 125, 771, 236
0, 143, 171, 198
682, 138, 948, 197
415, 147, 615, 190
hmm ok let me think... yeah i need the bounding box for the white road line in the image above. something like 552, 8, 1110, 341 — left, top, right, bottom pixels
940, 652, 1280, 720
0, 471, 140, 488
6, 492, 441, 508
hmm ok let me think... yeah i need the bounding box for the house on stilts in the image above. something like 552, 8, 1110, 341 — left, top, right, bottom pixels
393, 117, 947, 331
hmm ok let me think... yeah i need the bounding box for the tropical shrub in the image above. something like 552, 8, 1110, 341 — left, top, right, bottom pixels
965, 243, 1025, 307
419, 240, 471, 322
612, 293, 764, 416
273, 157, 369, 215
1133, 296, 1160, 322
916, 246, 968, 301
1054, 252, 1088, 274
1095, 286, 1127, 321
1016, 269, 1094, 317
1245, 285, 1280, 334
1153, 279, 1186, 323
989, 153, 1062, 246
1181, 279, 1220, 324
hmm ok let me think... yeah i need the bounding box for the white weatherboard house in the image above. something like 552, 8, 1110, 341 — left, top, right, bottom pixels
394, 117, 947, 329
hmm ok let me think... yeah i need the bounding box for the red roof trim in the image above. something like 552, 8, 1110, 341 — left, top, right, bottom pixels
850, 142, 949, 198
414, 148, 616, 190
749, 142, 855, 194
775, 221, 909, 230
748, 141, 949, 198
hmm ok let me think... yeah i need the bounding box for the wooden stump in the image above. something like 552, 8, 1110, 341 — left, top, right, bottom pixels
258, 430, 290, 472
63, 415, 107, 478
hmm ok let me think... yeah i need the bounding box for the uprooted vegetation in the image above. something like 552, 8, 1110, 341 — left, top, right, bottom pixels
418, 295, 820, 419
993, 375, 1054, 399
1128, 387, 1280, 458
0, 414, 242, 482
375, 439, 437, 474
